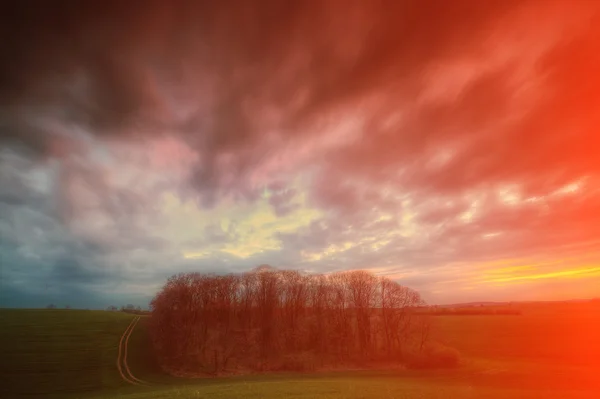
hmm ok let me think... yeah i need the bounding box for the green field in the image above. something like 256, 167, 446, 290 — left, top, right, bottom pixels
0, 309, 134, 397
1, 303, 599, 399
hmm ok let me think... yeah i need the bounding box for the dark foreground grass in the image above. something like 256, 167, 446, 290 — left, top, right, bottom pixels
1, 304, 599, 399
0, 309, 134, 398
83, 372, 599, 399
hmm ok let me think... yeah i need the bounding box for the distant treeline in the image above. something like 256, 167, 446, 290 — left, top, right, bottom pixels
415, 307, 522, 316
149, 266, 442, 375
106, 305, 150, 315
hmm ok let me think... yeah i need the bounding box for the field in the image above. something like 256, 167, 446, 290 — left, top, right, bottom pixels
0, 302, 599, 399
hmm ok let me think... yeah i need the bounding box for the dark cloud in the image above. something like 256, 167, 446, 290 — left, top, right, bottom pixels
319, 14, 600, 199
0, 0, 538, 201
52, 256, 110, 284
268, 187, 299, 217
0, 283, 109, 309
0, 147, 167, 305
1, 0, 600, 306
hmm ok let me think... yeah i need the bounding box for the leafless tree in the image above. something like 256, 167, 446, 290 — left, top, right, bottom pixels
149, 267, 431, 374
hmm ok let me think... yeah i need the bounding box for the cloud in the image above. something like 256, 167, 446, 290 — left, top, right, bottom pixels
0, 1, 530, 189
1, 1, 599, 306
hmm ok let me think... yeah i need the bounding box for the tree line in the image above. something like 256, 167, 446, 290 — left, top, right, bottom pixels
416, 306, 522, 316
149, 266, 433, 375
106, 304, 150, 315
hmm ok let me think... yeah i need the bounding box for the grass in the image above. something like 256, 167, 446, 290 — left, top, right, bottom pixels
0, 309, 135, 398
1, 302, 599, 398
83, 376, 596, 399
432, 302, 600, 367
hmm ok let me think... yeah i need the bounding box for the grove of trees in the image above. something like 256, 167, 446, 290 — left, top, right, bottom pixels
149, 266, 434, 375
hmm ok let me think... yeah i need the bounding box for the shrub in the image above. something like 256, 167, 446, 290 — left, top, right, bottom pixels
405, 343, 460, 369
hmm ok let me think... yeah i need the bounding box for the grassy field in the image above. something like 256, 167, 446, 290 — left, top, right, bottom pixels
433, 302, 600, 366
430, 302, 600, 394
1, 302, 599, 398
0, 309, 134, 398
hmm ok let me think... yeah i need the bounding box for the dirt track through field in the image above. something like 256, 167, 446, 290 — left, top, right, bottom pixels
116, 316, 150, 386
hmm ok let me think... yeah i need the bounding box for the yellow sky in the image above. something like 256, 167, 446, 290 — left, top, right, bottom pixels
159, 176, 323, 260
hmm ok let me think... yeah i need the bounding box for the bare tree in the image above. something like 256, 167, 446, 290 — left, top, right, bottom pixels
343, 270, 377, 357
149, 267, 431, 375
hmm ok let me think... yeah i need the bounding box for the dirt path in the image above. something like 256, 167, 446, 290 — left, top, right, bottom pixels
116, 316, 149, 386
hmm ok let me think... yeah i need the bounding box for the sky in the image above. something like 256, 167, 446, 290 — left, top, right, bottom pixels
1, 0, 600, 308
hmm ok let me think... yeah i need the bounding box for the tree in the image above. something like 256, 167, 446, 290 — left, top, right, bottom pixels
255, 266, 280, 361
46, 303, 56, 309
149, 267, 432, 375
280, 270, 307, 352
344, 270, 377, 357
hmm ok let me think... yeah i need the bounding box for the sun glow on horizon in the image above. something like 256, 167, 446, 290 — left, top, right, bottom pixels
483, 266, 600, 284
